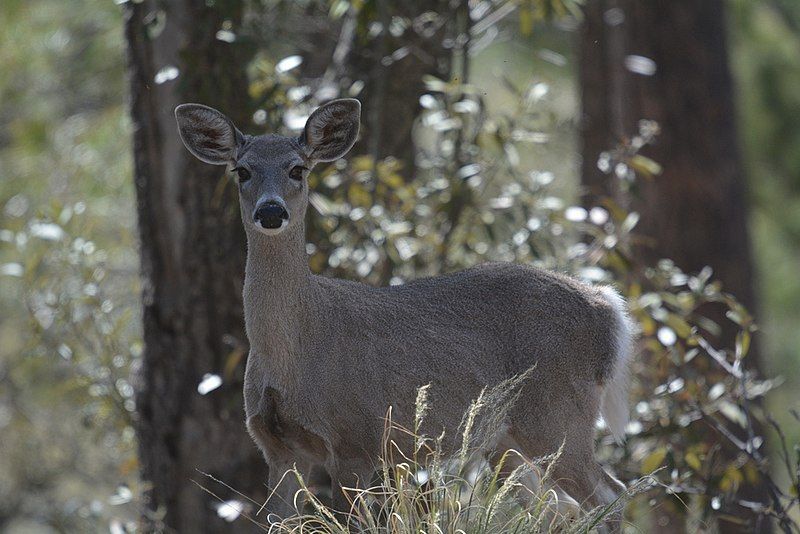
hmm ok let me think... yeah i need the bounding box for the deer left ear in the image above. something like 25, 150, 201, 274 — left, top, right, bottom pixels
300, 99, 361, 162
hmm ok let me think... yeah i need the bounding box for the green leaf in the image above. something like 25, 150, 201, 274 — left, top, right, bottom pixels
685, 452, 702, 471
735, 330, 751, 359
720, 465, 744, 492
519, 7, 533, 36
641, 447, 668, 473
629, 154, 663, 177
666, 314, 693, 338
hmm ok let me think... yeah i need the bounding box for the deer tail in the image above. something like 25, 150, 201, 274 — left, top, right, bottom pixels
597, 286, 635, 444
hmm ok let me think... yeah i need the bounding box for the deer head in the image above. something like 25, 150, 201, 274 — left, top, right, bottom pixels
175, 99, 361, 236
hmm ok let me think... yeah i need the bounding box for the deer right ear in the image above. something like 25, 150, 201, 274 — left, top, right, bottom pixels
175, 104, 244, 165
301, 99, 361, 162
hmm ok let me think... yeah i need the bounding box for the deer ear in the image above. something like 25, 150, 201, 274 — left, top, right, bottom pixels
175, 104, 244, 165
301, 99, 361, 162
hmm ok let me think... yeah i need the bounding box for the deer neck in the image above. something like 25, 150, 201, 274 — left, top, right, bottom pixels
243, 220, 315, 371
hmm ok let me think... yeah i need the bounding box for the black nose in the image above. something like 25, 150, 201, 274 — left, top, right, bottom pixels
254, 202, 289, 229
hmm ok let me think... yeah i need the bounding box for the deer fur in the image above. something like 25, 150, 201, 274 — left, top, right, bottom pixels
175, 99, 634, 521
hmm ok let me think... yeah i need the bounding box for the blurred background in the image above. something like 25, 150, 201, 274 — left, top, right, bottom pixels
1, 0, 799, 532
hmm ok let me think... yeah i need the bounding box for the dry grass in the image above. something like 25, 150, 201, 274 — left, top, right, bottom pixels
196, 377, 650, 533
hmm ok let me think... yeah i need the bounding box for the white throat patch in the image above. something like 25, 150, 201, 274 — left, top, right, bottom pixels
254, 219, 289, 236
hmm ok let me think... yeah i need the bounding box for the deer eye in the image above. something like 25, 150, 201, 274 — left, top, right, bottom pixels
289, 166, 306, 182
235, 167, 251, 183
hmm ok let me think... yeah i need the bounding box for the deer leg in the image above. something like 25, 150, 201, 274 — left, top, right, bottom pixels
263, 459, 303, 522
487, 440, 582, 523
596, 467, 627, 533
550, 455, 626, 532
327, 458, 373, 518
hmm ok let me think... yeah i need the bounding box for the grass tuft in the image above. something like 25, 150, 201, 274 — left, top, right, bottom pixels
199, 376, 649, 533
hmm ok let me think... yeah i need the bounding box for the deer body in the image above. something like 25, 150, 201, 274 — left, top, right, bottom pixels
175, 99, 633, 520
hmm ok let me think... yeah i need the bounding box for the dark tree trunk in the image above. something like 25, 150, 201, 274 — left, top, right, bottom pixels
580, 1, 766, 532
308, 0, 455, 179
124, 1, 264, 531
581, 0, 757, 312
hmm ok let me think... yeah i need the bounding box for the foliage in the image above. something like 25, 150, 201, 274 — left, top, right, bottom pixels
0, 202, 142, 531
0, 0, 141, 530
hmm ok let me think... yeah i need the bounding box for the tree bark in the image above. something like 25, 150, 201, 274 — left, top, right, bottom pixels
580, 1, 766, 532
124, 1, 264, 531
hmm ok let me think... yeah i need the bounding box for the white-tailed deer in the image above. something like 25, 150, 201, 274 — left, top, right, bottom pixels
175, 99, 634, 521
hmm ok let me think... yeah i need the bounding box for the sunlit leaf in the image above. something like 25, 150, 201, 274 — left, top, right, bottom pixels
197, 374, 222, 395
624, 55, 657, 76
275, 55, 303, 74
628, 154, 663, 177
735, 330, 750, 359
309, 192, 337, 216
642, 447, 668, 473
519, 7, 533, 36
29, 222, 65, 241
224, 347, 246, 380
216, 500, 246, 522
154, 65, 179, 84
657, 326, 677, 346
422, 75, 448, 92
665, 314, 692, 338
685, 452, 702, 471
719, 465, 744, 492
620, 212, 640, 233
718, 401, 747, 428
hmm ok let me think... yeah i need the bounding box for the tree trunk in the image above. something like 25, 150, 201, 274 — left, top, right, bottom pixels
310, 0, 455, 179
124, 1, 264, 531
581, 0, 757, 312
580, 1, 766, 532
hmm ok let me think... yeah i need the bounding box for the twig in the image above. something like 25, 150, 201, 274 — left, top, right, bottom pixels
698, 408, 796, 533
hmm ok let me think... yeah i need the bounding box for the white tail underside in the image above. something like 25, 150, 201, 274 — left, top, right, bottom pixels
598, 286, 635, 443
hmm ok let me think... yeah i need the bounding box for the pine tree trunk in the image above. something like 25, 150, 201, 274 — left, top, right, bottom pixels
124, 1, 264, 531
580, 1, 767, 532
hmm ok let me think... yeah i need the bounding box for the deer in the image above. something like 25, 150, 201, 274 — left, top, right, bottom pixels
175, 98, 634, 524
